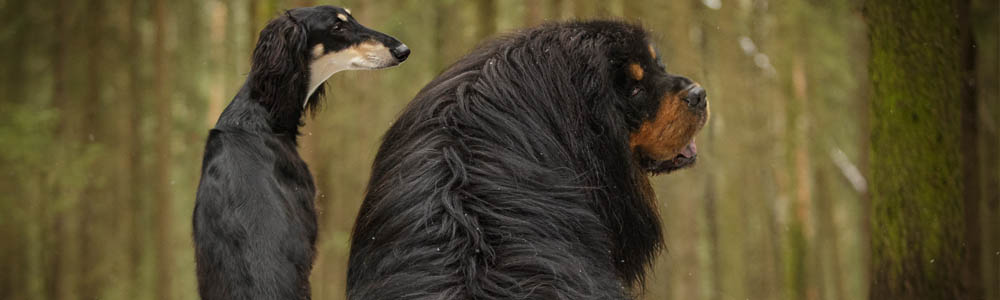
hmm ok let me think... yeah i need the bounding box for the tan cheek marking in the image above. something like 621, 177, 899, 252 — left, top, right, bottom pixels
629, 93, 700, 160
312, 44, 325, 58
337, 14, 348, 21
648, 44, 657, 59
628, 63, 644, 81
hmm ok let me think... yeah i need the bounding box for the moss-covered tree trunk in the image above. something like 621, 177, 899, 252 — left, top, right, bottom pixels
865, 0, 970, 298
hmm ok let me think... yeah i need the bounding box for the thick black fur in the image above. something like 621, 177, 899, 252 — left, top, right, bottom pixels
193, 6, 405, 300
348, 21, 703, 299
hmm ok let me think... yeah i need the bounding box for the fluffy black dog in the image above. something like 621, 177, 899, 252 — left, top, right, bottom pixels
193, 6, 407, 299
347, 21, 707, 299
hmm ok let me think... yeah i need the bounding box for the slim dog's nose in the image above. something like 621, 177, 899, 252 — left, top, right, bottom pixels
391, 44, 410, 61
683, 85, 707, 109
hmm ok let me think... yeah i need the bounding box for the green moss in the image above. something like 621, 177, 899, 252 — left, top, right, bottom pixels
866, 0, 967, 298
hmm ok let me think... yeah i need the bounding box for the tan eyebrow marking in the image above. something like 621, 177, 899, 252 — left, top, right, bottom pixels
648, 44, 657, 59
345, 8, 351, 14
337, 14, 348, 21
628, 63, 644, 81
312, 44, 325, 58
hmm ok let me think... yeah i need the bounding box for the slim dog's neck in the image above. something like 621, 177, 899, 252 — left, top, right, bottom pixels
239, 70, 310, 136
235, 51, 358, 136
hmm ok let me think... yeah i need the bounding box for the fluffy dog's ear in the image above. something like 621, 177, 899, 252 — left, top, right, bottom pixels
249, 12, 309, 109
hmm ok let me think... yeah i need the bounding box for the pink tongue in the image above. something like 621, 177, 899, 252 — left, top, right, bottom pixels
679, 141, 697, 158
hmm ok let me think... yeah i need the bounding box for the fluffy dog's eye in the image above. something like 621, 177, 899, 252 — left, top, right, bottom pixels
333, 23, 343, 31
631, 86, 643, 97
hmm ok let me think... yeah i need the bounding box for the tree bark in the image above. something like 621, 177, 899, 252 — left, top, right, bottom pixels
523, 0, 543, 26
865, 0, 969, 298
956, 0, 983, 298
48, 0, 72, 298
476, 0, 496, 42
78, 0, 105, 298
546, 0, 563, 21
126, 0, 146, 297
153, 0, 173, 298
972, 0, 1000, 298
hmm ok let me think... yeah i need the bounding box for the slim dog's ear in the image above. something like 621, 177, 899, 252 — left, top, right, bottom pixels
249, 12, 310, 113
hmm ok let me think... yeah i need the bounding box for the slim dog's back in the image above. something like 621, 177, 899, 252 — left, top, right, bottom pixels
194, 119, 318, 298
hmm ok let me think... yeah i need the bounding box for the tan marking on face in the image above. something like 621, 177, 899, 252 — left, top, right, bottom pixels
308, 40, 396, 103
628, 63, 644, 81
344, 8, 351, 14
337, 14, 348, 21
357, 40, 385, 52
351, 40, 394, 67
648, 44, 657, 59
312, 44, 325, 58
629, 91, 703, 161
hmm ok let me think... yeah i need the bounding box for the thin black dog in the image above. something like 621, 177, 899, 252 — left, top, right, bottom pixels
193, 6, 408, 299
347, 21, 707, 299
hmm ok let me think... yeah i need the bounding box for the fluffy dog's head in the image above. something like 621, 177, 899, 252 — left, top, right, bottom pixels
617, 38, 708, 174
530, 22, 710, 176
516, 20, 708, 285
460, 20, 709, 175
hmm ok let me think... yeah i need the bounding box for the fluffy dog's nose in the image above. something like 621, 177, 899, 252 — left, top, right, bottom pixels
684, 85, 707, 109
391, 44, 410, 61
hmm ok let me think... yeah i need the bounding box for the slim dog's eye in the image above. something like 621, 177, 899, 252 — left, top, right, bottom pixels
631, 86, 643, 97
332, 23, 344, 31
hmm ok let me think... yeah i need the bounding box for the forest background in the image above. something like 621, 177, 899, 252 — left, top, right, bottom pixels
0, 0, 997, 299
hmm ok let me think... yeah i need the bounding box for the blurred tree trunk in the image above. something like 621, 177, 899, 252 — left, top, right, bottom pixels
865, 0, 970, 299
251, 0, 278, 46
972, 0, 1000, 298
622, 0, 641, 21
956, 0, 983, 299
49, 0, 78, 298
207, 0, 230, 129
523, 0, 543, 26
692, 4, 722, 300
432, 0, 466, 72
152, 0, 174, 298
249, 1, 260, 50
547, 0, 563, 20
1, 0, 26, 104
431, 0, 446, 72
785, 54, 812, 300
475, 0, 496, 41
854, 8, 874, 299
6, 1, 44, 299
78, 0, 105, 298
126, 0, 147, 297
2, 0, 31, 297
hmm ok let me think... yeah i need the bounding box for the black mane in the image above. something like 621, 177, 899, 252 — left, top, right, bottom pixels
348, 21, 662, 299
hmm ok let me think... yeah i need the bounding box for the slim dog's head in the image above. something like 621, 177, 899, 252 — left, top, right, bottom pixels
250, 5, 409, 117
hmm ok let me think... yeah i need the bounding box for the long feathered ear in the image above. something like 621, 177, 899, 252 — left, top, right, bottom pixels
248, 12, 312, 128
